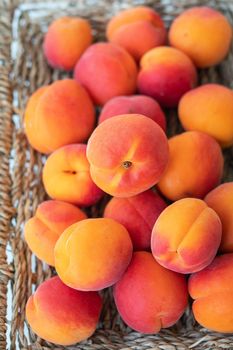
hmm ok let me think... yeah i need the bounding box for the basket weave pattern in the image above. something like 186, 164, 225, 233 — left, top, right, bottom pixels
1, 0, 233, 349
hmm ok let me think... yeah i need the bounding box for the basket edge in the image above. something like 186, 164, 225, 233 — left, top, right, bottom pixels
0, 0, 17, 349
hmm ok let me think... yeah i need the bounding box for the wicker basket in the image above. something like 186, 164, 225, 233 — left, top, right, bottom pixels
1, 0, 233, 349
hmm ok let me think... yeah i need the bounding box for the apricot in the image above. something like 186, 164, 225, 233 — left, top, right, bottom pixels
157, 131, 224, 201
54, 218, 133, 291
104, 189, 167, 250
24, 200, 87, 266
205, 182, 233, 253
98, 95, 166, 131
189, 254, 233, 333
43, 17, 92, 71
106, 6, 166, 61
74, 43, 137, 105
151, 198, 222, 274
169, 7, 232, 68
26, 276, 102, 345
137, 46, 197, 107
113, 251, 188, 333
24, 79, 95, 154
24, 86, 49, 153
178, 84, 233, 148
87, 114, 169, 197
42, 144, 103, 206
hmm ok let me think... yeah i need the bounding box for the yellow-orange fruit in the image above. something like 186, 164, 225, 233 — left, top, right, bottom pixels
151, 198, 222, 274
157, 131, 224, 201
179, 84, 233, 148
43, 16, 92, 71
106, 6, 166, 61
74, 43, 137, 105
42, 144, 104, 206
104, 189, 167, 250
137, 46, 197, 107
24, 200, 87, 266
114, 252, 188, 333
87, 114, 169, 197
54, 218, 133, 291
24, 86, 49, 153
26, 276, 102, 345
98, 95, 166, 131
205, 182, 233, 253
189, 254, 233, 333
169, 6, 232, 68
24, 79, 95, 154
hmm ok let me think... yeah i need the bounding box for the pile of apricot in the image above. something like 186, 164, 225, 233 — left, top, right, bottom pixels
23, 5, 233, 346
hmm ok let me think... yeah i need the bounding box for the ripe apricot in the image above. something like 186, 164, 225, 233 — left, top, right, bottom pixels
26, 276, 102, 345
107, 6, 166, 61
24, 80, 95, 153
42, 144, 103, 206
43, 16, 92, 71
114, 252, 188, 333
54, 218, 133, 291
74, 43, 137, 105
87, 114, 169, 197
152, 198, 222, 274
24, 200, 87, 266
169, 7, 232, 68
158, 131, 223, 201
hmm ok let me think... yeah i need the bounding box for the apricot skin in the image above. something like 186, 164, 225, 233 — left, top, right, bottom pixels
24, 200, 87, 266
137, 46, 197, 107
74, 43, 138, 106
98, 95, 166, 131
104, 189, 167, 251
205, 182, 233, 253
169, 6, 232, 68
178, 84, 233, 148
26, 276, 102, 345
114, 252, 188, 333
54, 218, 133, 291
42, 144, 104, 207
157, 131, 224, 201
24, 79, 95, 154
151, 198, 222, 274
189, 254, 233, 333
106, 6, 166, 61
87, 114, 169, 197
43, 16, 92, 71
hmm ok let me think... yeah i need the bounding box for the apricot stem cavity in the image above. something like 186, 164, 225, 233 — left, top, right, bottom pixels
122, 161, 132, 169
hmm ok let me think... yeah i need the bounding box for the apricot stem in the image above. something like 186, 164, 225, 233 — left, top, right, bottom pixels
122, 161, 132, 169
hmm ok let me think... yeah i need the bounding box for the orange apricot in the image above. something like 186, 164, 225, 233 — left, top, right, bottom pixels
151, 198, 222, 274
205, 182, 233, 253
137, 46, 197, 107
114, 252, 188, 333
87, 114, 169, 197
189, 254, 233, 332
54, 218, 133, 291
24, 200, 87, 266
106, 6, 166, 61
26, 276, 102, 345
99, 95, 166, 131
178, 84, 233, 148
157, 131, 224, 201
43, 16, 92, 71
42, 144, 104, 206
24, 79, 95, 154
169, 6, 232, 68
104, 189, 167, 250
74, 43, 137, 105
